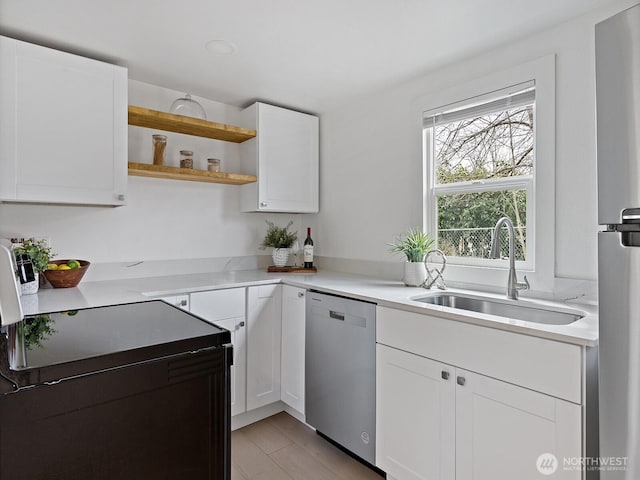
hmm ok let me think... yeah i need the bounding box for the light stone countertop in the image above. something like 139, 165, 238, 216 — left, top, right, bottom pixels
21, 269, 598, 347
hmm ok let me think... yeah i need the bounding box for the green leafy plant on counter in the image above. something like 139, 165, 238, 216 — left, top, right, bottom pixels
388, 228, 435, 262
259, 221, 298, 249
23, 315, 56, 349
12, 238, 54, 274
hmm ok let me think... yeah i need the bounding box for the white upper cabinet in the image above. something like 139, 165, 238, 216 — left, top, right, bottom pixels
239, 102, 319, 213
0, 36, 127, 206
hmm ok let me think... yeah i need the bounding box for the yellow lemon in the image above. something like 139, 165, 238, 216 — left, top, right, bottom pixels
57, 264, 71, 270
46, 263, 58, 270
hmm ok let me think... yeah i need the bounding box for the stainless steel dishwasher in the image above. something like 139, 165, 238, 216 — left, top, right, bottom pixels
305, 290, 376, 465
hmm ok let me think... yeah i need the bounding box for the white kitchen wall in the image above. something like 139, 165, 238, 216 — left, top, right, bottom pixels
0, 80, 301, 279
314, 0, 637, 298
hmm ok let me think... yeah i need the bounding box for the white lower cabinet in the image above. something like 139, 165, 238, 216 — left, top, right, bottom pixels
209, 316, 247, 417
280, 285, 306, 414
377, 344, 581, 480
376, 306, 584, 480
190, 288, 247, 416
455, 368, 581, 480
246, 284, 282, 411
376, 344, 455, 480
159, 294, 189, 310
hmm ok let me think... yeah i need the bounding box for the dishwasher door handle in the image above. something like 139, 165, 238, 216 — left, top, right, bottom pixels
329, 310, 345, 321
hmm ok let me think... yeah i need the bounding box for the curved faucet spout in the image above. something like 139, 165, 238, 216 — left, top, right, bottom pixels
490, 217, 529, 299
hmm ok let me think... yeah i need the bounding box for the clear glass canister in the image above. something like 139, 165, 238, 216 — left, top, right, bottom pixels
180, 150, 194, 169
207, 158, 221, 172
152, 135, 167, 165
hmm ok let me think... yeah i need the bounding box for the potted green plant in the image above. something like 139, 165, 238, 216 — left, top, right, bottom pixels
260, 221, 298, 267
13, 238, 54, 293
388, 228, 435, 286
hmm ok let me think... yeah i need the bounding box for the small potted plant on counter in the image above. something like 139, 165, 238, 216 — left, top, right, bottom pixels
260, 220, 298, 267
12, 237, 54, 294
388, 228, 434, 286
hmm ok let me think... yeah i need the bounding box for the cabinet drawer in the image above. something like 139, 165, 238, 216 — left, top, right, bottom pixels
190, 288, 245, 322
377, 306, 582, 404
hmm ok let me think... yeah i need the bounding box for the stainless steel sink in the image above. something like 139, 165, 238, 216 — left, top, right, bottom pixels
413, 293, 583, 325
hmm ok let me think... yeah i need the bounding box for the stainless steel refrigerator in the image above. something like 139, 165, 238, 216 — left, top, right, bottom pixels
596, 4, 640, 479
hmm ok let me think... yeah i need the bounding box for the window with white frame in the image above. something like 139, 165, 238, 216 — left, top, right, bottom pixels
424, 81, 536, 270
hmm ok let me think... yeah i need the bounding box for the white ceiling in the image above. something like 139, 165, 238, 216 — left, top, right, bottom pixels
0, 0, 615, 114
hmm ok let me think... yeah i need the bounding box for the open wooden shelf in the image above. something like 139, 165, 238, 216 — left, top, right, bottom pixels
128, 163, 257, 185
128, 105, 256, 143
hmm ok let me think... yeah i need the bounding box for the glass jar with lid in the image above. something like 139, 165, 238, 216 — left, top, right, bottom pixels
207, 158, 221, 172
152, 135, 167, 166
179, 150, 194, 169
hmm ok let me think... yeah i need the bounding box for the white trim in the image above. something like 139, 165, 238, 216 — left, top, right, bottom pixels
433, 175, 533, 195
419, 54, 556, 293
423, 81, 535, 126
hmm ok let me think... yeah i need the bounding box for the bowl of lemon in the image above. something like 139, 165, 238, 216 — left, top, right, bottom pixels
43, 259, 90, 288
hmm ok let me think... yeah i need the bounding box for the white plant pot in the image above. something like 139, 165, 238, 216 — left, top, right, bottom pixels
21, 272, 39, 295
403, 261, 427, 287
272, 248, 290, 267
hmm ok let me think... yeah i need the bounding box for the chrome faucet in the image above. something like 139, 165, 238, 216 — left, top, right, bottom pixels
490, 217, 530, 300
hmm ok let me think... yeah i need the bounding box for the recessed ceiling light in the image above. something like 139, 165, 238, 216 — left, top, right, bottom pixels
205, 39, 237, 55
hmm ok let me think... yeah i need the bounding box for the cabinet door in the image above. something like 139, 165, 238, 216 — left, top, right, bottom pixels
159, 295, 189, 310
190, 289, 245, 321
376, 344, 455, 480
280, 285, 306, 414
0, 36, 127, 206
240, 102, 319, 213
455, 369, 581, 480
246, 284, 282, 410
208, 316, 246, 417
190, 288, 247, 416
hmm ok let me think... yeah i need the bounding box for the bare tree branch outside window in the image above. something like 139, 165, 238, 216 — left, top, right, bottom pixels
432, 104, 534, 261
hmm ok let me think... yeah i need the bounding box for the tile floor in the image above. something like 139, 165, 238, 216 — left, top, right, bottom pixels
231, 412, 384, 480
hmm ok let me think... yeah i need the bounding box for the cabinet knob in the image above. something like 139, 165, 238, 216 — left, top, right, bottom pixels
260, 201, 267, 207
298, 292, 305, 298
456, 376, 466, 386
238, 321, 245, 328
178, 299, 187, 307
441, 371, 450, 380
117, 194, 125, 201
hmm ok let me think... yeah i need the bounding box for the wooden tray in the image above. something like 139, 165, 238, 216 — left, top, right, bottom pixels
267, 266, 317, 274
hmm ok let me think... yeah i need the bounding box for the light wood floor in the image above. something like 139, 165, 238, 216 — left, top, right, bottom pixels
231, 412, 383, 480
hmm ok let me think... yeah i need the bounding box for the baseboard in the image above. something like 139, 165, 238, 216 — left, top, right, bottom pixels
282, 404, 305, 423
231, 401, 286, 431
230, 402, 307, 431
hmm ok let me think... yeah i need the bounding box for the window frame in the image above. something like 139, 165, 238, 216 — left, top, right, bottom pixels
423, 84, 536, 271
419, 55, 555, 292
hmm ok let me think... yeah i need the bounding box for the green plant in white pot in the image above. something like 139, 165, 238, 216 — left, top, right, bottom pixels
260, 221, 298, 267
13, 237, 54, 294
388, 228, 435, 286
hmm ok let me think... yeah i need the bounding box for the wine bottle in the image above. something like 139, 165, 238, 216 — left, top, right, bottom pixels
303, 227, 314, 269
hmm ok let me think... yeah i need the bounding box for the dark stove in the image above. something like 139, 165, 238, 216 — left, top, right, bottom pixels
0, 300, 232, 480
